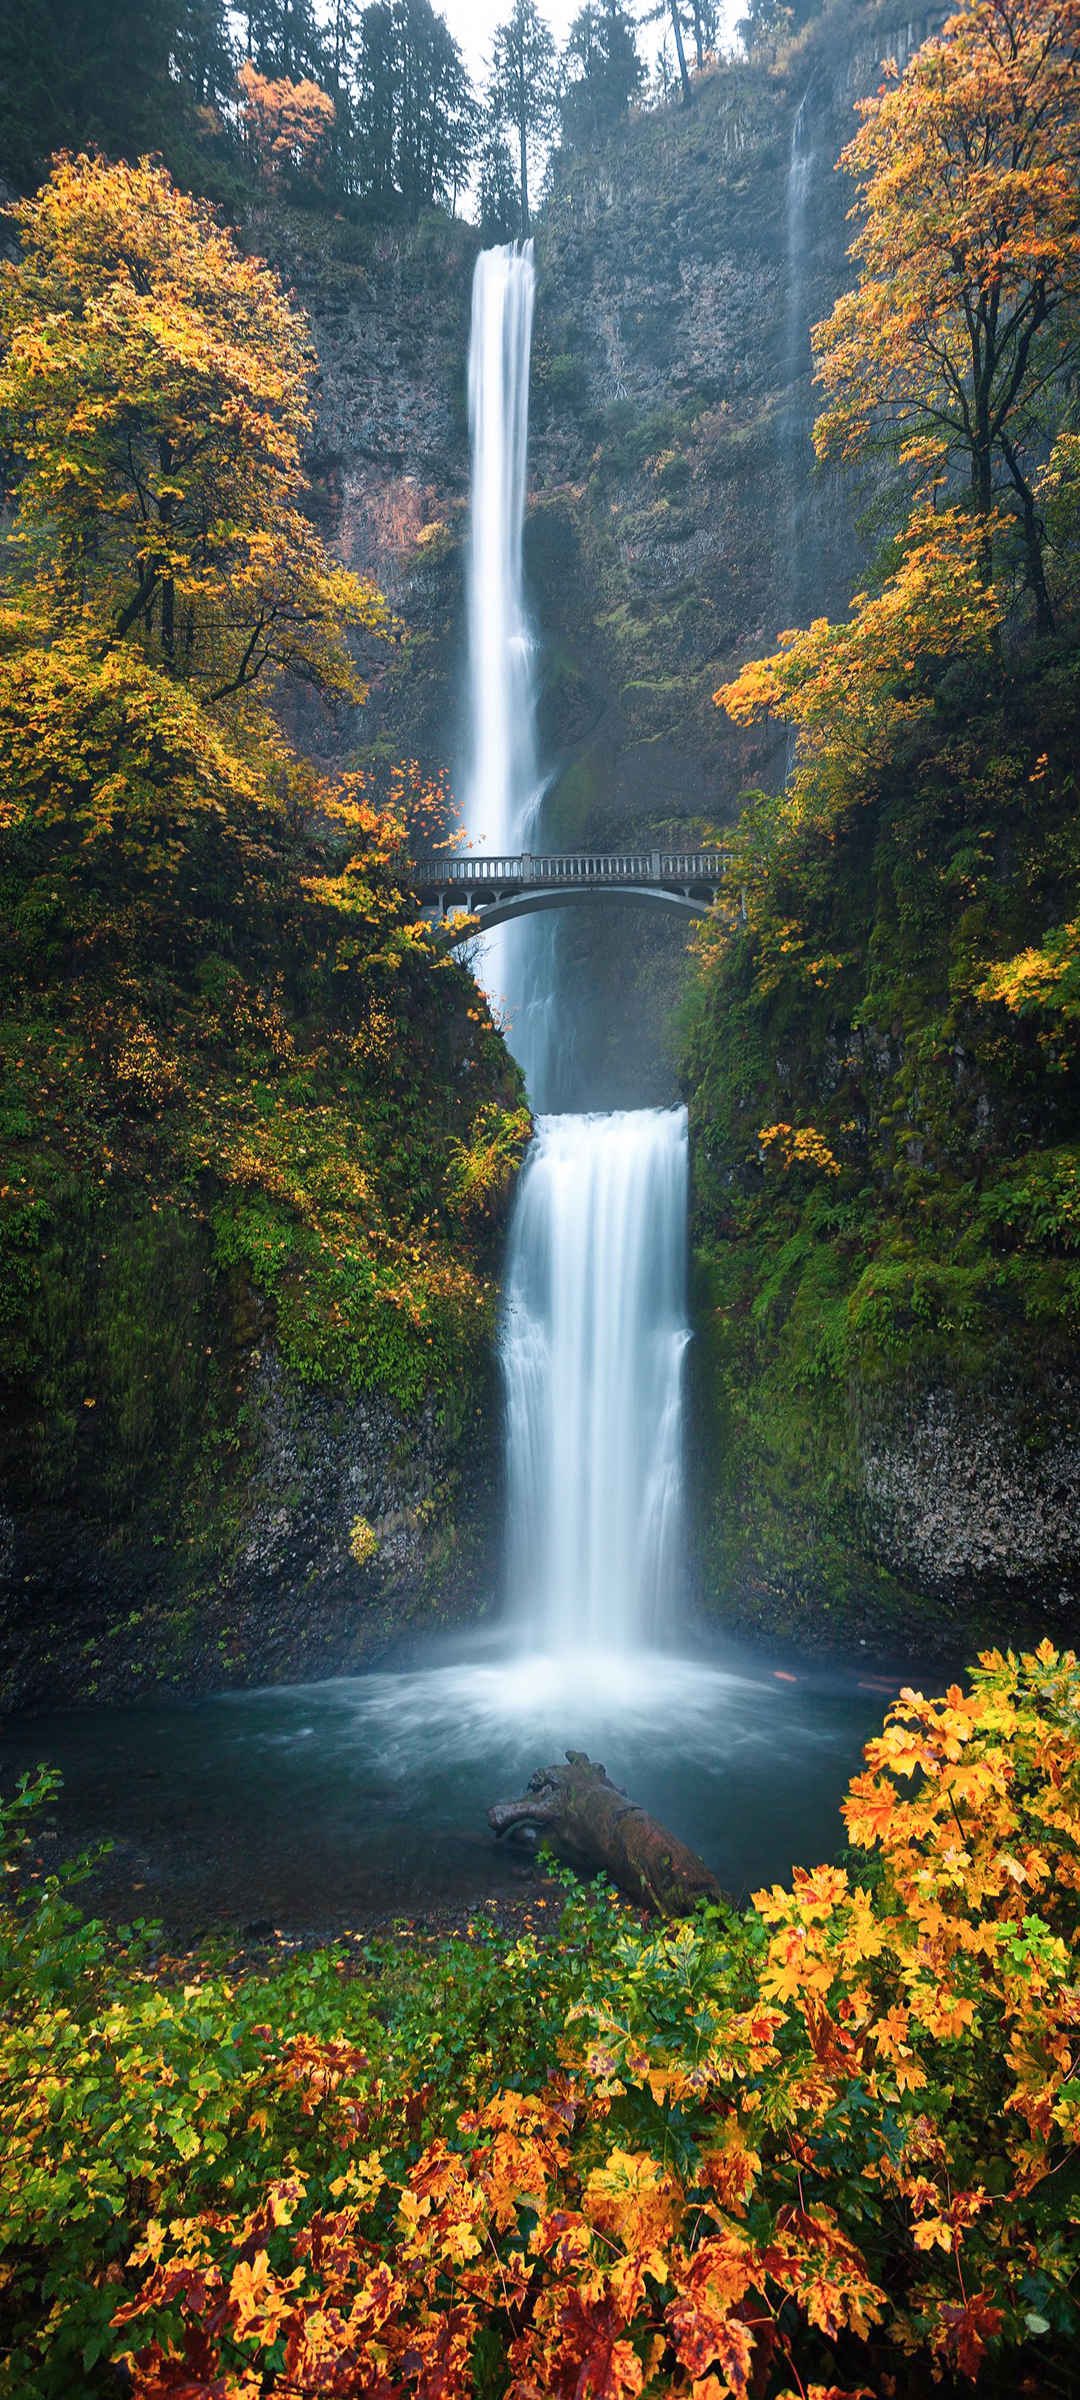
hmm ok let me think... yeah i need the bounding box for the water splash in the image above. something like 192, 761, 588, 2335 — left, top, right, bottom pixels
501, 1108, 690, 1652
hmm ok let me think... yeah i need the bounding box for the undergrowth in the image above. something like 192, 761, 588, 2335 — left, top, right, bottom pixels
4, 1647, 1080, 2396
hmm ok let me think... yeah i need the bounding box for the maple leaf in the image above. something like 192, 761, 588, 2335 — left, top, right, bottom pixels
583, 2147, 683, 2272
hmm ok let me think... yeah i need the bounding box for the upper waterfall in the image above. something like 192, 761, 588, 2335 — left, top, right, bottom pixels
464, 241, 538, 859
463, 241, 558, 1103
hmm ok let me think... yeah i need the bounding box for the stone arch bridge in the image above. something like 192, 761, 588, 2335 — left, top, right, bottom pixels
399, 850, 730, 939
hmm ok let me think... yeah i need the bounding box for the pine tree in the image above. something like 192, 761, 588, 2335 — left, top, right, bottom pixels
0, 0, 235, 188
478, 118, 522, 241
560, 2, 643, 145
488, 0, 558, 236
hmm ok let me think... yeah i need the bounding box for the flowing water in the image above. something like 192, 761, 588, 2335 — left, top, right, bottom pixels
464, 244, 695, 1657
462, 239, 557, 1102
785, 88, 816, 622
503, 1108, 689, 1652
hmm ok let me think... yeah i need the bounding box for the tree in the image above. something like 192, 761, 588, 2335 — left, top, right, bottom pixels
814, 0, 1080, 634
736, 0, 793, 54
0, 0, 236, 191
715, 505, 1004, 827
236, 59, 335, 182
559, 2, 643, 145
355, 2, 399, 196
353, 1, 477, 217
638, 0, 694, 102
391, 0, 477, 217
489, 0, 559, 236
478, 118, 522, 242
0, 155, 389, 709
243, 0, 325, 80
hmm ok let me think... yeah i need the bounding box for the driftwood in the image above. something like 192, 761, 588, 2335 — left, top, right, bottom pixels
488, 1749, 724, 1918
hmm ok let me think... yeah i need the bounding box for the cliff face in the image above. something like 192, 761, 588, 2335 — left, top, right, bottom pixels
295, 7, 937, 1106
1, 1218, 506, 1711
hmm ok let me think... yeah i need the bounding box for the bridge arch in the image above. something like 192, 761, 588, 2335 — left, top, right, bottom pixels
440, 882, 711, 941
399, 849, 729, 945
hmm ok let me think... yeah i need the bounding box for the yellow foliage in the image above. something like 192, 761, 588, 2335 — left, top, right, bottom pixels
348, 1516, 378, 1568
758, 1123, 841, 1178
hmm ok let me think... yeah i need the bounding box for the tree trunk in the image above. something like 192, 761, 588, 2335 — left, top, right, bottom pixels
669, 0, 693, 104
519, 106, 529, 236
1001, 430, 1055, 635
488, 1750, 724, 1917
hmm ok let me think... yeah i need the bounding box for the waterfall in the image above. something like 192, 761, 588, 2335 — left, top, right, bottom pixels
464, 241, 537, 859
462, 249, 691, 1663
463, 241, 555, 1100
784, 88, 815, 623
501, 1109, 690, 1654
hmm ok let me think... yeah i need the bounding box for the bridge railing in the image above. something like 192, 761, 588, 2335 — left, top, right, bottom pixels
393, 849, 731, 887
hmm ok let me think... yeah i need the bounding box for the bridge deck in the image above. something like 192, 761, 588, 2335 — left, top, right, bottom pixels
398, 848, 729, 899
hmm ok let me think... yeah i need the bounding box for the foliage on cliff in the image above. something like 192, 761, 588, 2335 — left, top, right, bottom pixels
813, 0, 1080, 632
0, 155, 526, 1568
685, 0, 1080, 1632
5, 1646, 1080, 2394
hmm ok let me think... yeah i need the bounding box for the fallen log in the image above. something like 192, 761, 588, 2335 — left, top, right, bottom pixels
488, 1749, 724, 1918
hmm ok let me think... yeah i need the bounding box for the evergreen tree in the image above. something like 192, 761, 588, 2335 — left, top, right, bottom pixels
355, 2, 398, 196
488, 0, 558, 236
637, 0, 699, 101
353, 0, 476, 216
559, 2, 643, 145
478, 118, 522, 241
0, 0, 235, 190
243, 0, 325, 80
393, 1, 476, 217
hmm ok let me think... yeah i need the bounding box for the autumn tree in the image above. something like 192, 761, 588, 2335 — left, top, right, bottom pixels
714, 504, 1004, 838
489, 0, 559, 236
236, 58, 335, 181
814, 0, 1080, 632
0, 154, 388, 711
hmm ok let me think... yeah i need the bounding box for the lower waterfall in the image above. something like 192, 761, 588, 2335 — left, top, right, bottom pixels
501, 1106, 690, 1653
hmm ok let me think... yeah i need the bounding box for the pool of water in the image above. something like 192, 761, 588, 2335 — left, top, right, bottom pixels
0, 1634, 914, 1941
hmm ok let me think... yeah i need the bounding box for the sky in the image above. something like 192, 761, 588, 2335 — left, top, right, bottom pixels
438, 1, 666, 89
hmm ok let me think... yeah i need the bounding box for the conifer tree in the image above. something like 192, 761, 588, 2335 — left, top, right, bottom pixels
560, 2, 643, 143
489, 0, 558, 235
